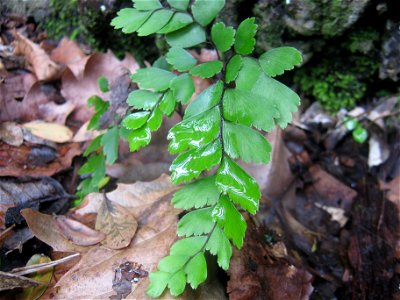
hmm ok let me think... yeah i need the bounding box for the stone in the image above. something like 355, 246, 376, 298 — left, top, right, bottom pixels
379, 21, 400, 82
283, 0, 370, 37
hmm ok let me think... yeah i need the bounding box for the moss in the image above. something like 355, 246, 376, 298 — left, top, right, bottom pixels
42, 0, 79, 40
345, 28, 380, 54
295, 55, 379, 112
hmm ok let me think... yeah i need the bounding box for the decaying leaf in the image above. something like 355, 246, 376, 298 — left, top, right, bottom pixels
0, 142, 81, 177
21, 209, 97, 252
95, 196, 138, 249
0, 72, 37, 123
60, 51, 139, 124
22, 121, 73, 143
0, 122, 24, 146
0, 271, 40, 292
227, 216, 313, 300
13, 31, 63, 81
16, 254, 53, 300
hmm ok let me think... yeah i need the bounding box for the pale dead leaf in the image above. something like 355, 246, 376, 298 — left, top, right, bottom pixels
13, 31, 63, 81
72, 121, 103, 142
242, 127, 294, 199
0, 122, 23, 146
21, 209, 94, 253
22, 121, 73, 143
95, 197, 138, 249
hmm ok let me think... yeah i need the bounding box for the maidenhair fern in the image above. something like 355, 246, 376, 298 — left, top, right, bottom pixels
78, 0, 302, 297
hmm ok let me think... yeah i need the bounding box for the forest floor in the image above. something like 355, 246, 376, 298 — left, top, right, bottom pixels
0, 13, 399, 300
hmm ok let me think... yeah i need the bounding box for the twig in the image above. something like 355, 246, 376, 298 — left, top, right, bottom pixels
11, 253, 80, 276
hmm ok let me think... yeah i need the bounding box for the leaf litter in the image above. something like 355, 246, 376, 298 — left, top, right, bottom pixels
1, 12, 399, 300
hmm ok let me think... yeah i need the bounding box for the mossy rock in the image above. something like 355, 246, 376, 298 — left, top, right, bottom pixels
42, 0, 159, 63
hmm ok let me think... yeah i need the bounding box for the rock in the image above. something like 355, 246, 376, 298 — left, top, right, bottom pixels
283, 0, 370, 37
379, 21, 400, 82
0, 0, 50, 22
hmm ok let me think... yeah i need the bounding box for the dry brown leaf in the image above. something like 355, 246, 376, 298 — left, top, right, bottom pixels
22, 121, 73, 143
0, 72, 37, 122
50, 37, 87, 79
227, 217, 313, 300
61, 51, 139, 124
0, 142, 81, 177
22, 82, 76, 124
45, 175, 180, 299
54, 215, 106, 246
13, 31, 63, 81
0, 75, 75, 124
95, 197, 138, 249
0, 271, 40, 291
21, 209, 94, 252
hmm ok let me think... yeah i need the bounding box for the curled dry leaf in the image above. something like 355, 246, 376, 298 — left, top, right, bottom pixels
22, 121, 73, 143
55, 215, 106, 246
21, 208, 99, 252
95, 196, 138, 249
0, 142, 81, 177
13, 31, 63, 81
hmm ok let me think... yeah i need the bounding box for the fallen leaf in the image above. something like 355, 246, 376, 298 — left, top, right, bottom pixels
227, 216, 313, 300
45, 175, 180, 299
95, 196, 138, 249
61, 51, 139, 124
0, 142, 81, 177
55, 215, 106, 246
13, 31, 63, 81
22, 82, 75, 124
0, 271, 40, 292
380, 176, 400, 204
20, 209, 93, 252
72, 121, 103, 142
0, 76, 75, 124
242, 127, 294, 199
50, 37, 87, 79
0, 72, 37, 122
3, 228, 34, 252
0, 122, 24, 146
0, 176, 71, 227
16, 254, 53, 300
368, 133, 390, 167
22, 121, 73, 143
